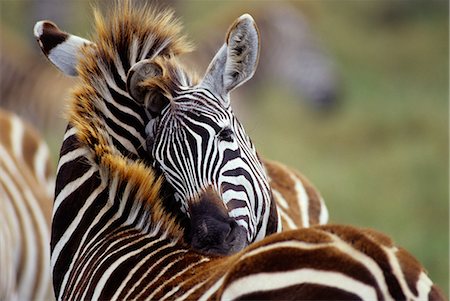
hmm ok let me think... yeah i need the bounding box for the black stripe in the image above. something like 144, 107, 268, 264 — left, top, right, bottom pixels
107, 86, 147, 122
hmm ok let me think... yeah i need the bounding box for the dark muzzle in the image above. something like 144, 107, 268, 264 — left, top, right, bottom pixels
186, 188, 248, 255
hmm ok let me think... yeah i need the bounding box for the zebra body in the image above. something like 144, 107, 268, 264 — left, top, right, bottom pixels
0, 109, 54, 300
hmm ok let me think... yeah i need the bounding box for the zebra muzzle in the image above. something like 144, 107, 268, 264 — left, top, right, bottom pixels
186, 188, 248, 256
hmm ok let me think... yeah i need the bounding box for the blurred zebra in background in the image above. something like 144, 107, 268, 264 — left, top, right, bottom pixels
0, 109, 54, 300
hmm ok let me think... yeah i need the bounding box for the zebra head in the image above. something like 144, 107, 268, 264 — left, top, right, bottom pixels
126, 14, 279, 254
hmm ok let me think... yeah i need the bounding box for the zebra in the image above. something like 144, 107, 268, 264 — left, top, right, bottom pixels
0, 109, 54, 301
32, 1, 318, 256
32, 3, 445, 300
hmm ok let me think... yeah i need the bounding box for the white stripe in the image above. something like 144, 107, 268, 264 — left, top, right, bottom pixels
0, 177, 20, 301
240, 240, 330, 262
140, 34, 156, 60
114, 53, 127, 82
175, 278, 211, 301
416, 272, 433, 300
0, 173, 37, 300
76, 232, 146, 300
221, 269, 378, 300
53, 167, 97, 213
289, 173, 310, 227
10, 115, 24, 159
277, 206, 298, 229
118, 237, 179, 300
56, 177, 115, 301
50, 182, 106, 274
129, 37, 138, 66
72, 175, 129, 299
131, 249, 188, 301
0, 148, 43, 300
63, 127, 77, 141
382, 245, 416, 300
271, 189, 289, 209
327, 233, 394, 300
198, 276, 226, 301
104, 120, 139, 155
56, 147, 89, 175
95, 62, 145, 124
33, 141, 50, 186
318, 197, 329, 225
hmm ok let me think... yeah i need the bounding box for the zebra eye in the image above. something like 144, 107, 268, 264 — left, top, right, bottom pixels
217, 127, 234, 142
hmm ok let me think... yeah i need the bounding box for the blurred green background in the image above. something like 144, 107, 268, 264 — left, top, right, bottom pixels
1, 0, 448, 296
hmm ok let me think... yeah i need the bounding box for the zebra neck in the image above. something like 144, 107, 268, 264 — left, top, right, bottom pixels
52, 124, 184, 250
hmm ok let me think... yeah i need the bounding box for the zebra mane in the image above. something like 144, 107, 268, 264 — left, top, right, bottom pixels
67, 1, 195, 240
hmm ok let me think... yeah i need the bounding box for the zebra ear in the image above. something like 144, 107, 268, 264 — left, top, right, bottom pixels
34, 20, 93, 76
127, 59, 170, 116
201, 14, 260, 97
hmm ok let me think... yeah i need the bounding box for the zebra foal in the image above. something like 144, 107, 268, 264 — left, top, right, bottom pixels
0, 109, 54, 300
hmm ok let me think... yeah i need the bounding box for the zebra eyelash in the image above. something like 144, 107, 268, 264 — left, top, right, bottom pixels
217, 127, 234, 142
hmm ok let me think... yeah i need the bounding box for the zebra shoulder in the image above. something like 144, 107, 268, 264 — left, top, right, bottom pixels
263, 158, 328, 229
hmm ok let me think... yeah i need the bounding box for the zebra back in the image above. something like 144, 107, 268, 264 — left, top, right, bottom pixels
214, 225, 446, 300
0, 109, 54, 300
